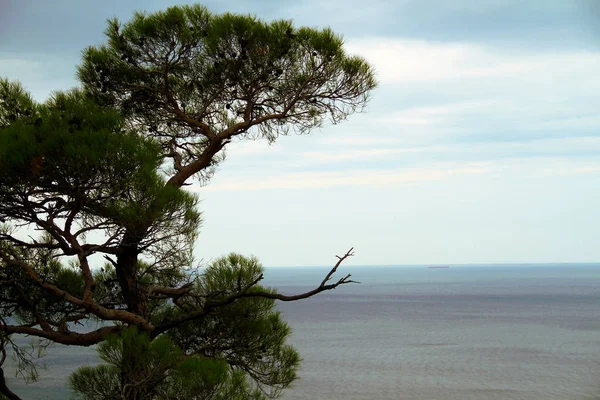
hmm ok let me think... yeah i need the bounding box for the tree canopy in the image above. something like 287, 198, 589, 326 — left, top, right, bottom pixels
0, 4, 375, 399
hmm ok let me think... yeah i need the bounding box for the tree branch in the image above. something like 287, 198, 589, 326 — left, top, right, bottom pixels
0, 248, 152, 330
147, 285, 193, 298
2, 325, 121, 346
0, 234, 61, 252
152, 248, 357, 337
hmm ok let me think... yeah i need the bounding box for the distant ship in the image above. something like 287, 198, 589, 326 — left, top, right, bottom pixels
428, 266, 449, 269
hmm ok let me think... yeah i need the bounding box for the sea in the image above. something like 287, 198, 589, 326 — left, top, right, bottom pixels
4, 264, 600, 400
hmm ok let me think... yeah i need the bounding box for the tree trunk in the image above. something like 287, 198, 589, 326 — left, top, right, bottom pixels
115, 233, 152, 399
116, 244, 147, 317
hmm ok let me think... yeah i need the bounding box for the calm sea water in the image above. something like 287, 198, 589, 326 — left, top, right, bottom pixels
4, 264, 600, 399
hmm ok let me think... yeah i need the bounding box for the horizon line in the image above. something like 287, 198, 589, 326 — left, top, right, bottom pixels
263, 261, 600, 268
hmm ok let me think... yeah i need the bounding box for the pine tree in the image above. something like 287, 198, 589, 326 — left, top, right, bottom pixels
0, 4, 375, 399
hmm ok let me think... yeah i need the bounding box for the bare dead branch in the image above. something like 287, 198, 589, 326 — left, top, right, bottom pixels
320, 247, 354, 287
152, 248, 357, 337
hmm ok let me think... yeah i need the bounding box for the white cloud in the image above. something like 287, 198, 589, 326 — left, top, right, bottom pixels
382, 100, 507, 127
195, 163, 490, 191
320, 136, 406, 146
217, 37, 600, 173
196, 147, 600, 193
300, 148, 423, 162
345, 38, 600, 86
225, 139, 278, 157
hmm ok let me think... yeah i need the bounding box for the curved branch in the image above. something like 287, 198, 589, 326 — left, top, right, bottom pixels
0, 249, 152, 330
3, 325, 121, 346
0, 234, 61, 252
152, 248, 357, 337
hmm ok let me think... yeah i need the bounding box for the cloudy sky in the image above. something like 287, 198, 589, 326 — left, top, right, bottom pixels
1, 0, 599, 266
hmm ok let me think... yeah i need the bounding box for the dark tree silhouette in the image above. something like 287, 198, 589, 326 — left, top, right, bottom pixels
0, 4, 375, 399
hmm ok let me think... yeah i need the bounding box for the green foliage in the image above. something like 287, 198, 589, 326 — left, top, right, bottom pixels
69, 326, 268, 400
0, 83, 201, 252
0, 88, 157, 189
0, 239, 83, 328
169, 254, 300, 396
78, 4, 376, 158
69, 326, 185, 399
73, 254, 300, 399
200, 253, 265, 295
0, 81, 200, 395
0, 4, 371, 399
0, 78, 36, 130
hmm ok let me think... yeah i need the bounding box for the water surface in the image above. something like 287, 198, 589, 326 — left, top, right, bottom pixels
5, 264, 600, 399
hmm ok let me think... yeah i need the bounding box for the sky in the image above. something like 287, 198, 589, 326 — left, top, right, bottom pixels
1, 0, 599, 266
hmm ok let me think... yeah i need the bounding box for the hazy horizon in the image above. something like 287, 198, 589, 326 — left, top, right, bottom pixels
264, 262, 600, 268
